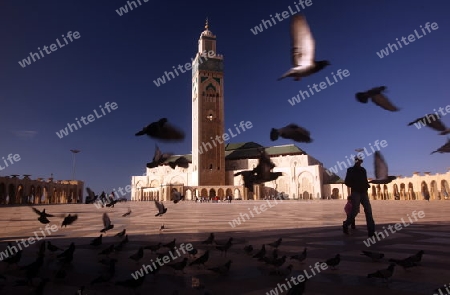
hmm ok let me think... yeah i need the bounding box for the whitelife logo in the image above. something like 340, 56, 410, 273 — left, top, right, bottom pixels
18, 31, 81, 68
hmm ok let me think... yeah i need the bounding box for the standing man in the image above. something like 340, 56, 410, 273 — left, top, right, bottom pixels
343, 156, 375, 237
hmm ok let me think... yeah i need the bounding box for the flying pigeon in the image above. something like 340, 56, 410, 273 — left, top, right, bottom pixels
431, 138, 450, 154
278, 14, 330, 81
408, 114, 450, 135
355, 148, 364, 152
369, 151, 396, 184
135, 118, 185, 141
100, 213, 114, 233
234, 170, 257, 192
154, 200, 167, 217
172, 191, 185, 204
270, 124, 313, 143
61, 214, 78, 228
355, 86, 399, 111
31, 207, 54, 224
147, 144, 173, 168
122, 208, 132, 217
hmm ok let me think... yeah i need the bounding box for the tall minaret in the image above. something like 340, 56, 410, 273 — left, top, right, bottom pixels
191, 19, 225, 186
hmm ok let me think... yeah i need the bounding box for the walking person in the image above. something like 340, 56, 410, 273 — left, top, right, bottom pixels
342, 156, 375, 237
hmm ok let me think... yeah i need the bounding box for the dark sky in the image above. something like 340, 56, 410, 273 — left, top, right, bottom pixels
1, 0, 449, 198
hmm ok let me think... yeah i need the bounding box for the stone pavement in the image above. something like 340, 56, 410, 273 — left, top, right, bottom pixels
0, 199, 449, 295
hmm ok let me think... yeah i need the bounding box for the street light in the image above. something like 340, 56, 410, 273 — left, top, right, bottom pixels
70, 149, 80, 180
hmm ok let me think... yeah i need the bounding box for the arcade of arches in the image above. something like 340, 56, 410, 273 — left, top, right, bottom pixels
0, 175, 84, 205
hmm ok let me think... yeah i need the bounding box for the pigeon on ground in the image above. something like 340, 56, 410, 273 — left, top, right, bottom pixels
61, 214, 78, 227
253, 245, 266, 259
135, 118, 185, 141
129, 247, 144, 262
286, 277, 307, 294
56, 242, 75, 264
115, 229, 126, 238
144, 242, 162, 253
244, 245, 253, 254
168, 156, 190, 169
99, 245, 115, 256
122, 209, 132, 217
291, 247, 307, 263
172, 191, 185, 204
90, 234, 103, 246
361, 250, 384, 262
431, 138, 450, 154
369, 151, 396, 184
216, 237, 233, 256
278, 14, 330, 81
367, 263, 395, 283
355, 86, 399, 111
389, 250, 424, 267
163, 238, 176, 250
31, 207, 54, 224
408, 114, 450, 135
202, 233, 215, 245
91, 259, 117, 285
208, 260, 232, 276
154, 200, 167, 217
270, 124, 313, 143
267, 238, 282, 249
47, 241, 63, 252
269, 264, 293, 276
100, 213, 114, 233
320, 254, 340, 270
167, 258, 189, 273
147, 144, 173, 168
188, 247, 198, 258
189, 250, 210, 267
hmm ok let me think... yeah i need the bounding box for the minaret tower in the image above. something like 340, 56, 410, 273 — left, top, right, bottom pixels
191, 19, 225, 186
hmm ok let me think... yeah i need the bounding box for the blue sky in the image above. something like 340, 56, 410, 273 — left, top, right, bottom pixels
1, 1, 449, 199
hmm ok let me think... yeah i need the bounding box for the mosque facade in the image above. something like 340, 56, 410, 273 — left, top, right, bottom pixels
130, 22, 450, 202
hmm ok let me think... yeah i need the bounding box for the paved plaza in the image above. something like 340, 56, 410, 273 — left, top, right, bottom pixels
0, 200, 449, 295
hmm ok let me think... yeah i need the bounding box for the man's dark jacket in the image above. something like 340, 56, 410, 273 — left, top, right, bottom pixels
345, 165, 370, 193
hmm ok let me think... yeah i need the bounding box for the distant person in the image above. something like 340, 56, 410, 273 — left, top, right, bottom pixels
344, 196, 356, 229
342, 156, 375, 237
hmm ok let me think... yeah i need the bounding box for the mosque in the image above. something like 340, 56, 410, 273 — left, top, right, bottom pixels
130, 21, 450, 202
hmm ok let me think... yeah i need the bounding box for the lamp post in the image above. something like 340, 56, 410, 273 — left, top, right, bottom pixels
70, 150, 80, 180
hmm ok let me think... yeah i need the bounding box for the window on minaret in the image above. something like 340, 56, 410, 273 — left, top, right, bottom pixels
209, 164, 213, 170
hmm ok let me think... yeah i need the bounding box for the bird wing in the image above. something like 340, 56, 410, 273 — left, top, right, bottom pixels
102, 213, 111, 228
69, 214, 78, 223
172, 191, 181, 201
31, 207, 41, 216
86, 187, 95, 200
154, 200, 164, 213
427, 117, 447, 132
371, 93, 399, 111
374, 151, 388, 180
291, 14, 315, 67
153, 144, 162, 162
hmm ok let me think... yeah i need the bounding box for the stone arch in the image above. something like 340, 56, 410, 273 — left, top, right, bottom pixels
421, 181, 430, 201
226, 188, 233, 197
376, 184, 381, 200
8, 184, 16, 204
234, 188, 240, 199
201, 188, 208, 197
0, 183, 6, 204
430, 180, 438, 200
400, 183, 406, 200
36, 186, 42, 204
209, 188, 216, 198
30, 185, 38, 204
393, 184, 400, 200
408, 182, 415, 200
185, 189, 192, 200
17, 184, 25, 204
298, 172, 313, 200
441, 180, 449, 199
331, 188, 339, 199
217, 188, 224, 198
383, 184, 388, 200
52, 188, 57, 203
42, 186, 48, 204
371, 186, 377, 199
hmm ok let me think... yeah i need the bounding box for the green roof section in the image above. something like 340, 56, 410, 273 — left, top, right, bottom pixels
159, 142, 307, 164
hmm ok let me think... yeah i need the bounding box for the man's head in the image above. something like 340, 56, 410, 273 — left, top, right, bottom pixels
354, 156, 363, 166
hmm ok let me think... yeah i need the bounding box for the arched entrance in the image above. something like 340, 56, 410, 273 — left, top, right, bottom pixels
441, 180, 449, 199
421, 181, 430, 201
331, 188, 339, 199
393, 184, 400, 200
